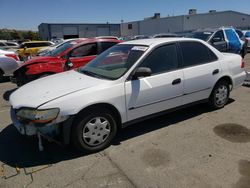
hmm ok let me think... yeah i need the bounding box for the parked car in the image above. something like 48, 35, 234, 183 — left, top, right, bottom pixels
9, 38, 246, 152
12, 38, 121, 86
0, 41, 19, 50
95, 36, 119, 40
36, 38, 86, 56
243, 30, 250, 51
191, 27, 247, 58
235, 29, 248, 56
0, 49, 20, 80
131, 35, 150, 40
0, 49, 19, 61
152, 33, 182, 38
17, 41, 54, 60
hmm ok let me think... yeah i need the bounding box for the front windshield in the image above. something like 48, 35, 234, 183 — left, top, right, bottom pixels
192, 32, 213, 41
78, 44, 148, 80
50, 41, 76, 57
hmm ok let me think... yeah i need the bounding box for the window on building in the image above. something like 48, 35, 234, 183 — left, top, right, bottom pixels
128, 24, 133, 30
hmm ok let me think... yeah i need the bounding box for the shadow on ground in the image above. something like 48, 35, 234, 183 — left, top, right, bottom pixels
0, 100, 234, 168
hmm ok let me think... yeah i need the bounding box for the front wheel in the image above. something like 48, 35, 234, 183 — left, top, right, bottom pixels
71, 110, 117, 153
209, 80, 230, 109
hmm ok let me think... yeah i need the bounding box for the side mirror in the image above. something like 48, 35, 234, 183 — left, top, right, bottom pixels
212, 37, 221, 43
132, 67, 152, 80
64, 59, 73, 71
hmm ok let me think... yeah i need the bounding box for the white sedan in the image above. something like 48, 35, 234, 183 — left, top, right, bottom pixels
0, 49, 20, 79
9, 38, 246, 152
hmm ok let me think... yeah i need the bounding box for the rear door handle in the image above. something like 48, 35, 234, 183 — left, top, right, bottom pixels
172, 78, 181, 85
212, 69, 219, 75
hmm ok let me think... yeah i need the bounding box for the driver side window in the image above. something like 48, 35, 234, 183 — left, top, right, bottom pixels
212, 30, 225, 42
70, 43, 97, 57
139, 44, 178, 75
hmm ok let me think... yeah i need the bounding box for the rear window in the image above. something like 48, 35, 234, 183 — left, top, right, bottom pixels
99, 42, 118, 54
6, 42, 18, 46
235, 30, 243, 38
192, 32, 213, 41
180, 41, 217, 67
50, 41, 76, 57
20, 42, 52, 48
0, 42, 6, 47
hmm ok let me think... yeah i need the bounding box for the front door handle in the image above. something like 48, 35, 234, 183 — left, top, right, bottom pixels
212, 69, 219, 75
172, 78, 181, 85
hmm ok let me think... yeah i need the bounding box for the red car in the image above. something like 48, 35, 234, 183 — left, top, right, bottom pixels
13, 38, 121, 86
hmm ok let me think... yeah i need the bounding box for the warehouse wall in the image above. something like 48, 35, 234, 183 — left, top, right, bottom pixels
38, 24, 50, 40
121, 22, 140, 37
38, 24, 120, 40
120, 11, 250, 37
183, 11, 250, 31
139, 16, 183, 35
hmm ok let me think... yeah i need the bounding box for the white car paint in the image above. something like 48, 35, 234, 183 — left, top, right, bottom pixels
9, 38, 246, 138
0, 49, 21, 76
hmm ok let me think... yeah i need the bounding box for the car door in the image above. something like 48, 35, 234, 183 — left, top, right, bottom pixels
209, 30, 227, 52
69, 43, 98, 68
179, 41, 222, 105
125, 43, 184, 121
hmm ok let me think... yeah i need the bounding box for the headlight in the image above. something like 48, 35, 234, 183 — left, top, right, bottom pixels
16, 108, 59, 123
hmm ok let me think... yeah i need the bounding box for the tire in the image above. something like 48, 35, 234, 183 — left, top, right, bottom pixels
71, 109, 117, 153
209, 80, 230, 109
0, 70, 4, 82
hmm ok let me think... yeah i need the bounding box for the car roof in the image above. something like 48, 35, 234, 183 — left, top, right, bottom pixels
119, 38, 204, 47
194, 26, 236, 33
71, 38, 121, 48
23, 41, 52, 44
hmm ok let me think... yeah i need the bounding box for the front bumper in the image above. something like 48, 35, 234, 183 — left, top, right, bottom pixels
10, 107, 67, 137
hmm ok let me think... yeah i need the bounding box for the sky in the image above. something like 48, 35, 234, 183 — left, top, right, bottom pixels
0, 0, 250, 31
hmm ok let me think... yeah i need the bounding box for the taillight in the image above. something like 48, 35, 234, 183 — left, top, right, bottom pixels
241, 59, 245, 68
5, 54, 19, 61
245, 38, 249, 44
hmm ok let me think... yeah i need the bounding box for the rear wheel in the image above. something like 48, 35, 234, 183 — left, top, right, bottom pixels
209, 80, 230, 109
71, 109, 117, 153
0, 69, 4, 82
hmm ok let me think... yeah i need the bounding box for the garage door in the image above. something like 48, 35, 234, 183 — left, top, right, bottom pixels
63, 26, 78, 35
63, 26, 79, 39
97, 27, 109, 36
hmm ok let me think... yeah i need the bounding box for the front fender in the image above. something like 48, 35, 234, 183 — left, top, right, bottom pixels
25, 62, 64, 75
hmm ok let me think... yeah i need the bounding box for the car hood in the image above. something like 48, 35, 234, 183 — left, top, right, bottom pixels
10, 70, 109, 109
21, 56, 61, 67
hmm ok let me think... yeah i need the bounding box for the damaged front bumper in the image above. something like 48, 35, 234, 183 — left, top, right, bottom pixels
10, 107, 74, 150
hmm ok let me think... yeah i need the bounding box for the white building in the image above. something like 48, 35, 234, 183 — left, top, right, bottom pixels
121, 10, 250, 37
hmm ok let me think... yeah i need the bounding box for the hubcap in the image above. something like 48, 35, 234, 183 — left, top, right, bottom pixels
215, 85, 228, 106
82, 117, 111, 146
